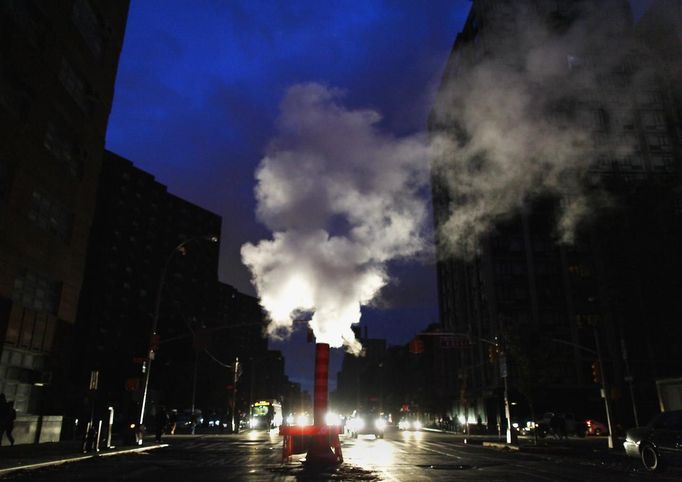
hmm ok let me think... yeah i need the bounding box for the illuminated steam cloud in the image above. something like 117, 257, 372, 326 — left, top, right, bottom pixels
432, 0, 645, 255
242, 83, 433, 353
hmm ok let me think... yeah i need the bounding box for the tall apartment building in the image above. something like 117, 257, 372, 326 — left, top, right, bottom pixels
76, 151, 282, 426
0, 1, 129, 415
76, 151, 221, 422
431, 0, 682, 429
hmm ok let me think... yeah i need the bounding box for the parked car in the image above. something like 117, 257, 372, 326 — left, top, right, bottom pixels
536, 412, 587, 438
174, 409, 203, 432
624, 410, 682, 472
585, 418, 608, 436
347, 411, 387, 439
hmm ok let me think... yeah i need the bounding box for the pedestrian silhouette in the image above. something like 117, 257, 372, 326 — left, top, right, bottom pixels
168, 409, 177, 435
550, 413, 562, 439
155, 406, 168, 442
1, 401, 16, 446
0, 393, 7, 446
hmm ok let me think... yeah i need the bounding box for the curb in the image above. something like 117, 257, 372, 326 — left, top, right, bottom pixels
0, 443, 168, 476
482, 442, 520, 451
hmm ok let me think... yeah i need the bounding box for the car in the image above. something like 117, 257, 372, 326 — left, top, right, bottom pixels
536, 412, 587, 438
585, 418, 608, 436
624, 410, 682, 472
174, 409, 204, 432
398, 416, 423, 431
347, 411, 387, 439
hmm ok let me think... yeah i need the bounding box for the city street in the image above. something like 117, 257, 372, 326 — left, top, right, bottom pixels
3, 429, 680, 481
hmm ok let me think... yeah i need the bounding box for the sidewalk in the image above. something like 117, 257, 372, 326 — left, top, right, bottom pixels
0, 438, 167, 476
423, 427, 628, 460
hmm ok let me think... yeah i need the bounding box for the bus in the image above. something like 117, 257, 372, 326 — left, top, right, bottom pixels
249, 400, 283, 430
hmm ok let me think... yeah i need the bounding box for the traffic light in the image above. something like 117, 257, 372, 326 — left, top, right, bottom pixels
488, 345, 497, 363
591, 360, 602, 384
409, 337, 424, 354
150, 334, 160, 353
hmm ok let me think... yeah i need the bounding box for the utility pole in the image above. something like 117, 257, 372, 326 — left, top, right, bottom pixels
621, 337, 639, 427
231, 357, 239, 433
191, 350, 199, 435
498, 350, 516, 444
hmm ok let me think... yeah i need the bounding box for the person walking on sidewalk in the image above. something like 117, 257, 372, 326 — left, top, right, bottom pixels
0, 393, 7, 446
155, 406, 168, 442
1, 401, 16, 446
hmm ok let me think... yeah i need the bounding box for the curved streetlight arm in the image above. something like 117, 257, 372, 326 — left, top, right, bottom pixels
138, 235, 218, 427
548, 337, 597, 356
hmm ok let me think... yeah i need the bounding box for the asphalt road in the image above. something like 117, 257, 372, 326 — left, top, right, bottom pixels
3, 430, 681, 481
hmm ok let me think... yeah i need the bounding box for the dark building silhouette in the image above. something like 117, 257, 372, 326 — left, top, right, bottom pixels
75, 151, 285, 429
431, 0, 682, 430
75, 151, 221, 425
335, 327, 386, 414
0, 1, 129, 415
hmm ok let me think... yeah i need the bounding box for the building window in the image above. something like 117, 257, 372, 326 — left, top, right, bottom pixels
58, 59, 90, 113
0, 73, 32, 119
651, 154, 673, 171
0, 158, 12, 200
641, 111, 666, 131
71, 0, 105, 59
637, 90, 664, 106
647, 134, 672, 152
28, 190, 73, 241
622, 156, 643, 170
591, 108, 608, 130
12, 269, 62, 314
43, 123, 84, 178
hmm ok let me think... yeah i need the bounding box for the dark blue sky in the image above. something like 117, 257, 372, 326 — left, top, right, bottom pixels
105, 0, 653, 392
106, 0, 471, 391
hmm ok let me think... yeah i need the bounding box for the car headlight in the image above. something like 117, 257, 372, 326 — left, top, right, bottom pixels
297, 414, 310, 426
325, 412, 341, 426
375, 418, 387, 430
413, 421, 422, 430
286, 415, 295, 425
351, 418, 365, 430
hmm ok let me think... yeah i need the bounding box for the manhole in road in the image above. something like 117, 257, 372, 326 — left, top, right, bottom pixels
270, 464, 380, 480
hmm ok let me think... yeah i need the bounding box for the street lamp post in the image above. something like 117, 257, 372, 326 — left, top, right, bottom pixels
137, 235, 218, 438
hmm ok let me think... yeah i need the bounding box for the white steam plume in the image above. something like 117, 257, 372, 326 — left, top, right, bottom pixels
431, 0, 650, 255
241, 83, 434, 353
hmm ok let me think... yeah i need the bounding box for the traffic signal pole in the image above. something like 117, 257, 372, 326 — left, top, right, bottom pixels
592, 325, 615, 449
